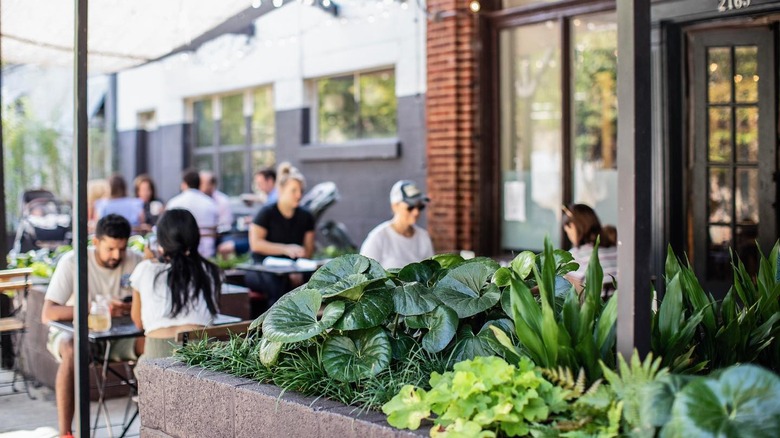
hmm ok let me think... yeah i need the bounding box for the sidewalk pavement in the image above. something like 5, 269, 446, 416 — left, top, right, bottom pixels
0, 369, 139, 438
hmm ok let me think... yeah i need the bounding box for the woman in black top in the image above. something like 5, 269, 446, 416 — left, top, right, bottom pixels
246, 162, 315, 314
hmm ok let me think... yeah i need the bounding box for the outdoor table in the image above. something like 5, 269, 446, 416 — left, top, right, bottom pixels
235, 258, 328, 276
49, 312, 242, 438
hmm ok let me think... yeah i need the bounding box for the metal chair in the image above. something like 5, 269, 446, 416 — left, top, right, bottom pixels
0, 268, 34, 398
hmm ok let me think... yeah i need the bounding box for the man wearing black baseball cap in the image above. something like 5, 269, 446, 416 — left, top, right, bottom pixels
360, 180, 434, 268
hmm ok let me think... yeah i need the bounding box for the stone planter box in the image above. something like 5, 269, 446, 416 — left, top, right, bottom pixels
136, 358, 428, 438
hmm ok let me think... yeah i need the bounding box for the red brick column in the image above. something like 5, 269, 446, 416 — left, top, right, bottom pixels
426, 0, 479, 253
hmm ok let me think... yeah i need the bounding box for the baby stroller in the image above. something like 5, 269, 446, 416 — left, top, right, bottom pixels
12, 190, 72, 253
300, 182, 356, 252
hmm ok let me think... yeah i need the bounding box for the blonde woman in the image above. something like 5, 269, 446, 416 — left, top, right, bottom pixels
246, 162, 315, 314
87, 179, 109, 232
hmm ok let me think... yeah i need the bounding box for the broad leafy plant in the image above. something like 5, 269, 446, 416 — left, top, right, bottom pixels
249, 253, 509, 383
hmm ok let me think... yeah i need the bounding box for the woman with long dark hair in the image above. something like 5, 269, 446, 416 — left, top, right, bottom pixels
130, 208, 222, 359
562, 203, 618, 291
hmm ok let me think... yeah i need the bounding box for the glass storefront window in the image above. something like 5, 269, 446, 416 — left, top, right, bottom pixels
317, 69, 396, 143
500, 21, 562, 250
194, 99, 214, 148
252, 86, 275, 145
219, 150, 246, 197
191, 86, 276, 195
571, 12, 618, 227
220, 94, 245, 146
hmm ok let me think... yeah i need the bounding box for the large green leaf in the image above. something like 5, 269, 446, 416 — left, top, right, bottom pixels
392, 282, 440, 316
307, 254, 387, 299
398, 262, 436, 284
333, 288, 394, 330
431, 253, 465, 269
663, 365, 780, 437
432, 263, 502, 318
322, 327, 392, 382
257, 337, 283, 366
405, 305, 458, 353
509, 251, 536, 279
262, 288, 345, 343
450, 324, 501, 363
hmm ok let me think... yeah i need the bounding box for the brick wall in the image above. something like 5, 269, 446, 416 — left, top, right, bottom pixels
426, 0, 480, 253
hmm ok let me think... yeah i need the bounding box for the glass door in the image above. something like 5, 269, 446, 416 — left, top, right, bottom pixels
688, 27, 777, 292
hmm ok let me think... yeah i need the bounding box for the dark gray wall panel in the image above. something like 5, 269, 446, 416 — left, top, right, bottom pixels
117, 130, 138, 182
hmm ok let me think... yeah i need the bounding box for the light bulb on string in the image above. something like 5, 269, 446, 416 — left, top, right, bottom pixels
469, 0, 481, 13
252, 0, 262, 8
273, 0, 283, 7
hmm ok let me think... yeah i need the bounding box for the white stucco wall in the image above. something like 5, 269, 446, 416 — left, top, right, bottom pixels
116, 1, 426, 131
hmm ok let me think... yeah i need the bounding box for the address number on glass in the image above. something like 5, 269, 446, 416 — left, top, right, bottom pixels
718, 0, 751, 12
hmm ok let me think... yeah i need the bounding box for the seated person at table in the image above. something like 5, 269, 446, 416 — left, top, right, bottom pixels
96, 173, 145, 227
130, 209, 221, 360
360, 180, 434, 269
562, 203, 618, 292
246, 162, 314, 313
41, 214, 143, 438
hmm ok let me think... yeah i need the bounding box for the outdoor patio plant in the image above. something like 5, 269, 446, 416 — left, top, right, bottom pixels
176, 238, 780, 436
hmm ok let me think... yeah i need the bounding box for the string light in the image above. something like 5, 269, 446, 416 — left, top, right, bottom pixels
468, 0, 480, 13
252, 0, 262, 8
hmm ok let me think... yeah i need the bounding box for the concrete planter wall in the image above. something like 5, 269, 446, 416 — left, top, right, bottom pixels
136, 358, 428, 438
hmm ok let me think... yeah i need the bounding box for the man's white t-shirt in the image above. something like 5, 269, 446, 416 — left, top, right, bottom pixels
129, 259, 215, 334
44, 247, 143, 306
166, 189, 219, 257
360, 221, 434, 269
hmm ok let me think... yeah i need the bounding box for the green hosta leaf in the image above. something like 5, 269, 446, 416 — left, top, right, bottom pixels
433, 263, 502, 318
464, 256, 501, 272
493, 267, 512, 288
398, 262, 435, 284
382, 385, 431, 430
307, 254, 387, 299
450, 325, 501, 363
663, 365, 780, 437
389, 333, 416, 361
322, 327, 392, 382
510, 251, 536, 279
392, 282, 440, 316
257, 337, 283, 366
333, 288, 394, 330
432, 253, 465, 269
405, 305, 459, 353
262, 288, 345, 343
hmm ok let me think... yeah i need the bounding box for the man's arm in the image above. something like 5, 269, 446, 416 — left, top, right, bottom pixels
41, 300, 74, 324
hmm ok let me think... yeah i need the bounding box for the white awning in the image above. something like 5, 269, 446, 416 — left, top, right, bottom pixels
1, 0, 256, 73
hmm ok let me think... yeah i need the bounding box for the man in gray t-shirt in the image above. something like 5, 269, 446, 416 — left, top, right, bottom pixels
360, 180, 434, 269
41, 214, 142, 438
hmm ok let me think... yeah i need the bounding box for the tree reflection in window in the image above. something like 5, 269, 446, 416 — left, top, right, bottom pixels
317, 69, 396, 143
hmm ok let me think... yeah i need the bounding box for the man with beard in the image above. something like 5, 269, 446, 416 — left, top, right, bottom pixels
42, 214, 143, 438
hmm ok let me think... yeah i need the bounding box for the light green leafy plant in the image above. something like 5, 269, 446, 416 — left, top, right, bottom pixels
382, 356, 568, 437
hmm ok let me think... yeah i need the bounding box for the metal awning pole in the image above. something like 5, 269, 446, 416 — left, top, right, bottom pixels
616, 0, 653, 358
0, 0, 8, 262
73, 0, 90, 435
